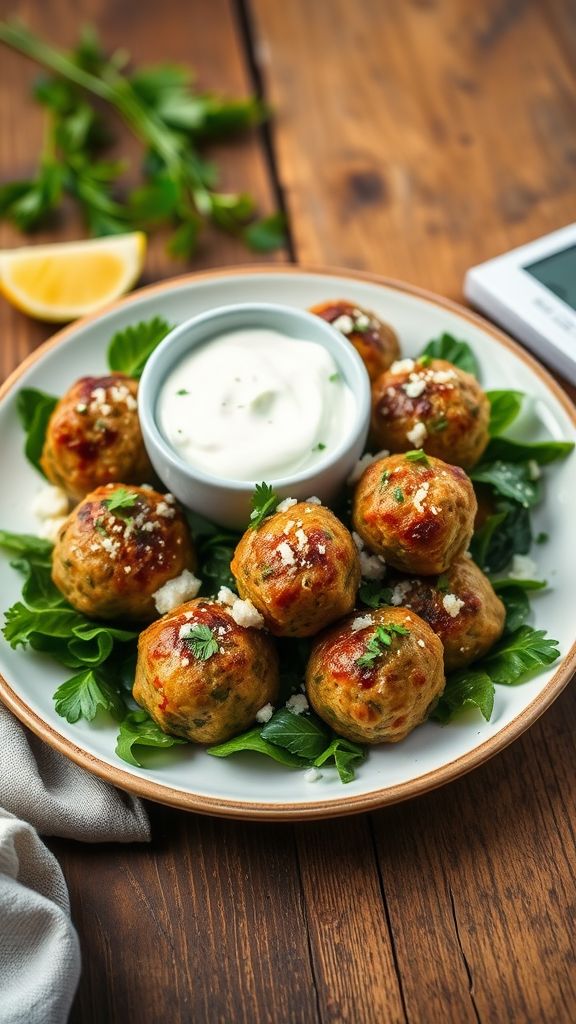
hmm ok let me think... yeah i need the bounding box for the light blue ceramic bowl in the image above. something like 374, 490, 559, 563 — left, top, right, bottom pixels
138, 302, 371, 529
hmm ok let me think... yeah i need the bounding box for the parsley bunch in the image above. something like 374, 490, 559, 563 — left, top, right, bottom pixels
0, 21, 285, 256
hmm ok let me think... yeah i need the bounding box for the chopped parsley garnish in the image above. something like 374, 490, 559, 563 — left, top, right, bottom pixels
430, 417, 448, 433
436, 573, 450, 593
313, 442, 326, 452
357, 623, 410, 669
103, 488, 139, 516
380, 470, 390, 487
184, 624, 219, 661
249, 482, 279, 529
329, 372, 341, 383
405, 449, 430, 465
536, 531, 549, 544
417, 354, 433, 367
94, 518, 108, 536
393, 487, 404, 503
177, 388, 190, 396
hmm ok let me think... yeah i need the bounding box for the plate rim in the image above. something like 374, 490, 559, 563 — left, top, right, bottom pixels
1, 262, 575, 821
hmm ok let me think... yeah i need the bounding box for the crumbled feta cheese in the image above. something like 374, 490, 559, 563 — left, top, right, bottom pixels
318, 544, 326, 555
295, 528, 308, 551
125, 394, 137, 411
528, 460, 541, 481
347, 449, 390, 485
100, 403, 112, 417
304, 767, 323, 783
406, 421, 427, 447
403, 378, 427, 399
256, 703, 274, 724
286, 693, 309, 715
156, 501, 175, 519
90, 387, 106, 405
32, 485, 69, 520
354, 312, 370, 330
37, 516, 67, 542
153, 569, 202, 614
413, 482, 430, 513
359, 549, 386, 580
390, 358, 415, 374
123, 565, 132, 574
352, 614, 373, 631
305, 495, 322, 505
352, 531, 365, 551
431, 369, 457, 384
276, 497, 298, 513
278, 541, 296, 566
283, 520, 295, 535
181, 657, 190, 667
390, 581, 412, 606
217, 586, 237, 606
417, 639, 426, 648
442, 593, 465, 617
332, 314, 355, 334
510, 554, 539, 579
229, 597, 265, 629
100, 536, 120, 558
75, 403, 88, 414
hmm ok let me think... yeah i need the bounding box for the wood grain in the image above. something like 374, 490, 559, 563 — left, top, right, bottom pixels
249, 0, 576, 299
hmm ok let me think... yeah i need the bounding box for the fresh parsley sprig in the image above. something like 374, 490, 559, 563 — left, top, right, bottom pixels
103, 488, 139, 516
249, 482, 279, 530
184, 624, 219, 661
357, 623, 410, 669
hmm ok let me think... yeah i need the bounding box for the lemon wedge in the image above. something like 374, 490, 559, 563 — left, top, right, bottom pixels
0, 232, 146, 322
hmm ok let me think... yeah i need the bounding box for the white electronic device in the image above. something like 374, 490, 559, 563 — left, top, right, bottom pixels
465, 223, 576, 383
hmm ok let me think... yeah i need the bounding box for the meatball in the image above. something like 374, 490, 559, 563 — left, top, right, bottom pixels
352, 452, 477, 575
386, 556, 505, 671
230, 501, 360, 637
133, 598, 279, 745
41, 374, 153, 500
306, 606, 444, 744
371, 357, 490, 468
52, 484, 196, 621
309, 299, 400, 381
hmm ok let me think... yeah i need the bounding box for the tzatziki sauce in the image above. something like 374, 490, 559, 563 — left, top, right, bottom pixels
157, 327, 356, 481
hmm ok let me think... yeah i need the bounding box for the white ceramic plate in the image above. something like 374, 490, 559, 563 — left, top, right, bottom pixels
1, 266, 575, 820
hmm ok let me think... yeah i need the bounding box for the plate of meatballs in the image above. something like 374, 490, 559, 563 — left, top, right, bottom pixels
0, 266, 575, 820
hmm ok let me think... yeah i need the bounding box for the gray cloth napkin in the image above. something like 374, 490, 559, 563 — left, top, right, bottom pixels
0, 702, 150, 1023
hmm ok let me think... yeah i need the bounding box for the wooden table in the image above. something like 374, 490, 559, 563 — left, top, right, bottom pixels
1, 2, 575, 1021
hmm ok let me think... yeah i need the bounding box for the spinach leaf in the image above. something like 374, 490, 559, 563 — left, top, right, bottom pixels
433, 670, 495, 723
197, 533, 238, 594
107, 316, 174, 378
0, 530, 53, 566
206, 727, 306, 767
314, 735, 365, 784
499, 586, 531, 635
358, 579, 393, 609
469, 461, 540, 507
419, 333, 480, 378
261, 708, 329, 760
482, 437, 574, 465
486, 390, 524, 436
116, 710, 187, 767
54, 667, 127, 723
469, 500, 532, 572
481, 626, 560, 685
16, 388, 58, 475
491, 578, 546, 592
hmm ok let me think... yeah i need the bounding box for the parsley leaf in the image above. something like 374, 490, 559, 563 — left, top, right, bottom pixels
358, 579, 393, 608
357, 623, 410, 668
486, 390, 524, 436
249, 482, 279, 529
405, 449, 430, 465
419, 333, 480, 378
16, 388, 58, 476
183, 624, 219, 661
53, 668, 126, 723
103, 487, 139, 516
107, 316, 174, 378
116, 710, 187, 767
481, 626, 560, 684
393, 487, 404, 503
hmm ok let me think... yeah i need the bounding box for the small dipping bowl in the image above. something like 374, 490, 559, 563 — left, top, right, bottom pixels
138, 303, 371, 530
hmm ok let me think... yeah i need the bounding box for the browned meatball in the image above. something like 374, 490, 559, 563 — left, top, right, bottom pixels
386, 556, 506, 671
41, 374, 153, 500
371, 357, 490, 469
306, 606, 444, 744
230, 501, 360, 637
352, 453, 477, 575
52, 484, 196, 621
309, 299, 400, 382
133, 598, 279, 745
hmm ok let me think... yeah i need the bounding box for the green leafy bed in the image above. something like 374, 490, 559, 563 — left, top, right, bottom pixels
0, 324, 573, 784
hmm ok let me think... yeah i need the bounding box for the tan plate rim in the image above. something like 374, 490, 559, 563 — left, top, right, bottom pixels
1, 263, 575, 821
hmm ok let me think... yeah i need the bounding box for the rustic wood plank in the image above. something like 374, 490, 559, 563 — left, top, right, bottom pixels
249, 0, 576, 299
51, 812, 319, 1024
0, 0, 285, 382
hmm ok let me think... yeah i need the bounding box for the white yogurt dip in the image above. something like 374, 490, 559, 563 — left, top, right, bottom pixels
157, 327, 357, 481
